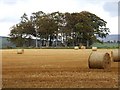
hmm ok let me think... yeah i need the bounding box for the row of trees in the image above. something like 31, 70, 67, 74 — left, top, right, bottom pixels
9, 11, 110, 47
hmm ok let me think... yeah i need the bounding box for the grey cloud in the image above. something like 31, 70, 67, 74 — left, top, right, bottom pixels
103, 2, 118, 17
1, 0, 18, 5
0, 0, 29, 5
82, 0, 118, 4
119, 1, 120, 16
0, 17, 19, 23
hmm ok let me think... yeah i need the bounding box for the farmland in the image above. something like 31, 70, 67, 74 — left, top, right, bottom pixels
2, 49, 119, 88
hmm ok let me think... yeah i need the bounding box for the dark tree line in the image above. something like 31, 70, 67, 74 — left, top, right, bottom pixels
9, 11, 110, 47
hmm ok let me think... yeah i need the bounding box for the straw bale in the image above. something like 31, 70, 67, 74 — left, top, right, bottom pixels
88, 52, 111, 69
74, 46, 79, 50
92, 47, 97, 51
111, 49, 120, 62
81, 46, 86, 49
17, 49, 24, 54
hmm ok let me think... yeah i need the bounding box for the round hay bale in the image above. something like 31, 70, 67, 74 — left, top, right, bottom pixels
92, 47, 97, 51
74, 46, 79, 50
81, 46, 86, 49
111, 49, 120, 62
88, 52, 111, 69
17, 49, 24, 54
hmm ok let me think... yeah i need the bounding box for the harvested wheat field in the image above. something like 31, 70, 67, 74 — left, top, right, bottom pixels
2, 49, 119, 88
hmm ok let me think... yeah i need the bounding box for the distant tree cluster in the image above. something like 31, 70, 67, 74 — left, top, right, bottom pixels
9, 11, 110, 47
107, 40, 120, 43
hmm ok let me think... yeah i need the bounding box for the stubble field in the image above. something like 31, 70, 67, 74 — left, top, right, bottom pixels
2, 49, 119, 88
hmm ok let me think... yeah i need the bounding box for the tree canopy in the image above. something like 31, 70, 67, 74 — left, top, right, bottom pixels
9, 11, 110, 47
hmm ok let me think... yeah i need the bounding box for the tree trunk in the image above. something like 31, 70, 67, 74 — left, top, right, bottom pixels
65, 34, 67, 47
87, 40, 89, 48
55, 34, 58, 47
49, 35, 53, 46
46, 35, 49, 47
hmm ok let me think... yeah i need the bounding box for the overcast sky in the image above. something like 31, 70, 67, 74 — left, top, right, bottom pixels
0, 0, 119, 36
